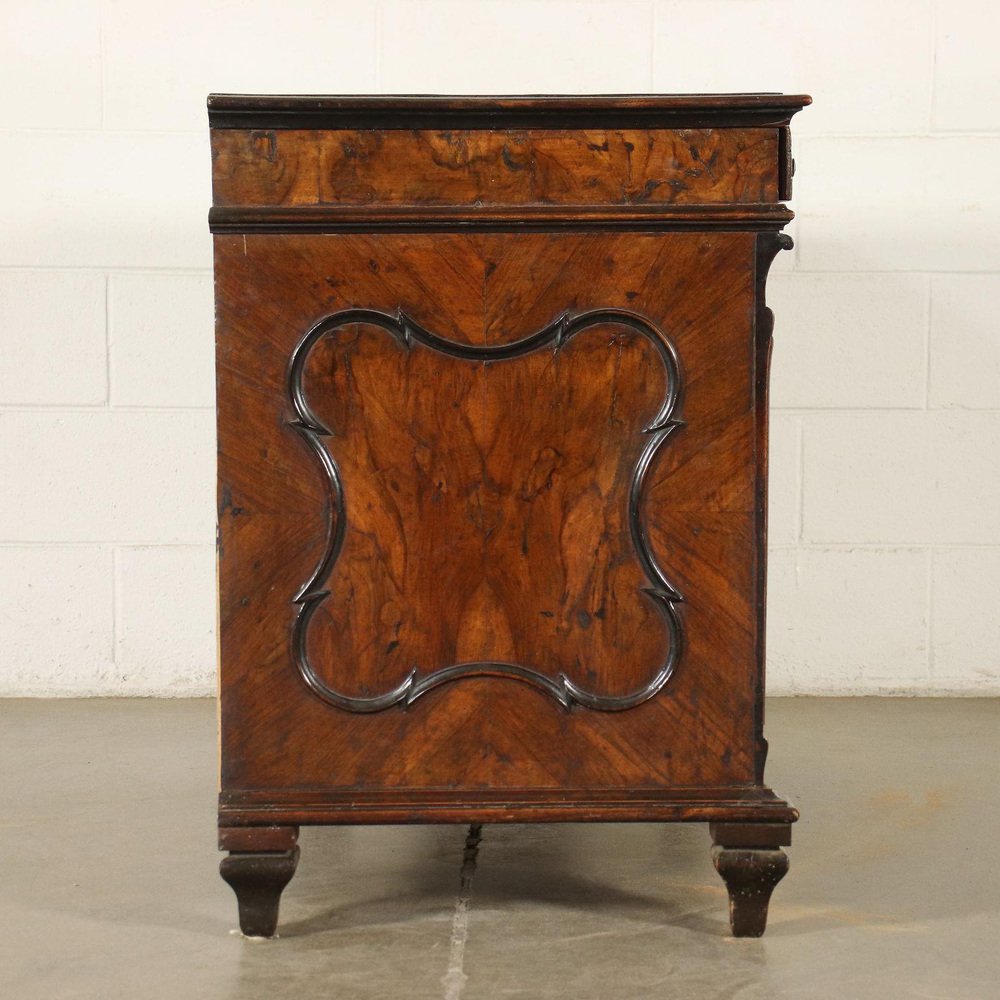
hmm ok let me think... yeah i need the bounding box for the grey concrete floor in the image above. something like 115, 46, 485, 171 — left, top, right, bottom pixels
0, 699, 997, 999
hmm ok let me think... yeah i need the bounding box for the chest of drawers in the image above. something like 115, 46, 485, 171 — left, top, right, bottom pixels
209, 93, 810, 938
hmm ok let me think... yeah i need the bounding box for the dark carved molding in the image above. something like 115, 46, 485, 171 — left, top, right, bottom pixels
287, 308, 686, 713
219, 786, 800, 827
208, 93, 812, 131
755, 232, 794, 328
209, 203, 795, 235
777, 126, 794, 201
752, 231, 793, 782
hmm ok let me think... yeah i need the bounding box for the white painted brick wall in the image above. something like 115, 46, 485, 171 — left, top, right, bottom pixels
1, 0, 996, 696
768, 415, 801, 546
108, 274, 216, 408
767, 547, 930, 693
0, 547, 114, 695
0, 272, 108, 405
769, 273, 929, 410
102, 1, 379, 132
0, 410, 215, 544
379, 2, 655, 93
929, 275, 1000, 409
113, 546, 217, 695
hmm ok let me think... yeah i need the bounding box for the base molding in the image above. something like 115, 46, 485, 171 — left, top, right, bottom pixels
218, 785, 797, 827
217, 792, 795, 939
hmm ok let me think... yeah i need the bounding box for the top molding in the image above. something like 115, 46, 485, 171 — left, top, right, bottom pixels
207, 93, 813, 131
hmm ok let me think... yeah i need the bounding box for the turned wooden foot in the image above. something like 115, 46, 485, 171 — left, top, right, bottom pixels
219, 826, 299, 938
709, 823, 791, 937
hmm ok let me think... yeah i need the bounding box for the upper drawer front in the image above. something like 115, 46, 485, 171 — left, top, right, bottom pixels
211, 127, 781, 209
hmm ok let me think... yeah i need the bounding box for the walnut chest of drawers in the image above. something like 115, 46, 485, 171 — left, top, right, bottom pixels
208, 93, 810, 938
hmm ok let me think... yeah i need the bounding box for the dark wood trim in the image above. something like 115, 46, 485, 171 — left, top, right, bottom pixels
221, 785, 796, 805
709, 822, 792, 848
219, 803, 799, 826
752, 232, 794, 783
287, 307, 685, 714
778, 126, 795, 200
209, 203, 795, 234
218, 825, 299, 853
207, 93, 811, 131
219, 786, 799, 826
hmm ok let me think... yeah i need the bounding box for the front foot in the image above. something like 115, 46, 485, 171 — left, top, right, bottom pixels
219, 826, 300, 938
709, 823, 790, 937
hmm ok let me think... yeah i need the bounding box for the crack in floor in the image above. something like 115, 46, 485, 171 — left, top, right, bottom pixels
441, 824, 483, 1000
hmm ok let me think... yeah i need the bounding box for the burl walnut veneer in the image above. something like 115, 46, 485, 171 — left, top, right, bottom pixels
209, 93, 811, 939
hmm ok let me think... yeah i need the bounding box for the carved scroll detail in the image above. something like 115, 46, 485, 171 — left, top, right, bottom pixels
287, 308, 685, 713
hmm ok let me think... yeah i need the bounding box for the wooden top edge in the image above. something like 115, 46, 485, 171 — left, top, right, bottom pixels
208, 93, 813, 111
207, 93, 812, 129
211, 203, 795, 220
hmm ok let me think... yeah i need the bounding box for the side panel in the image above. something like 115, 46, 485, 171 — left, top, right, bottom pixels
216, 230, 759, 796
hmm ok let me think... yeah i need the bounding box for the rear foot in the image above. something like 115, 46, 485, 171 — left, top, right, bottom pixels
710, 823, 790, 937
220, 829, 300, 938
